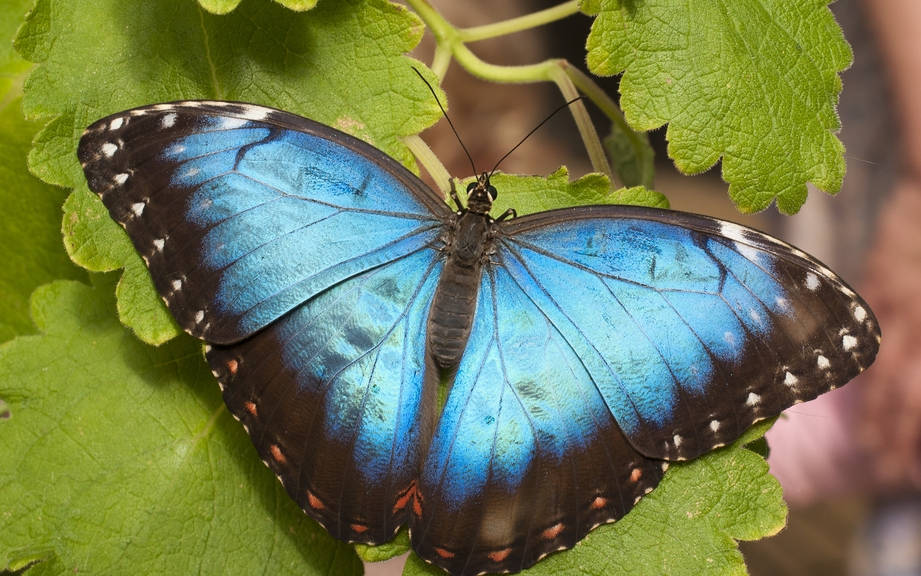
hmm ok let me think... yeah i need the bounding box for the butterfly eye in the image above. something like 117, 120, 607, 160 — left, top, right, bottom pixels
466, 181, 478, 194
486, 184, 498, 201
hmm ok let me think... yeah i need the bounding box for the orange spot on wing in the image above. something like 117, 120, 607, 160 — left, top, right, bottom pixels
488, 548, 512, 563
243, 401, 258, 417
269, 444, 286, 465
412, 487, 423, 517
591, 496, 607, 510
307, 490, 325, 511
541, 523, 564, 541
393, 482, 416, 514
350, 523, 368, 534
630, 468, 643, 483
434, 547, 455, 559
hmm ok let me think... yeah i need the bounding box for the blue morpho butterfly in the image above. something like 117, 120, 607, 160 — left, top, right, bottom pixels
78, 100, 879, 576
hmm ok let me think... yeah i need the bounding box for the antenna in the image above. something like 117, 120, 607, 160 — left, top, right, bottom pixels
488, 96, 583, 178
411, 67, 478, 177
411, 66, 584, 181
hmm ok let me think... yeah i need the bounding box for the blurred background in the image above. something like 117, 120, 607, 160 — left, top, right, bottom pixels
367, 0, 920, 574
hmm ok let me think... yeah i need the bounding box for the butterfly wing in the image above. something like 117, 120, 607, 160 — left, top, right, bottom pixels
498, 205, 879, 461
78, 101, 450, 343
208, 248, 442, 543
411, 263, 665, 575
78, 101, 452, 542
411, 204, 879, 575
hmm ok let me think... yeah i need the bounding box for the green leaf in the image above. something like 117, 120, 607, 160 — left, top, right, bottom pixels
355, 529, 411, 563
403, 421, 784, 576
584, 0, 851, 214
0, 99, 86, 344
604, 121, 655, 189
0, 278, 363, 574
480, 167, 668, 218
0, 0, 86, 344
15, 0, 440, 344
198, 0, 318, 15
0, 0, 32, 98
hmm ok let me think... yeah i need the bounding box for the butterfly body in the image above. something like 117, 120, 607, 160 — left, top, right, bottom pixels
428, 205, 493, 371
78, 100, 879, 576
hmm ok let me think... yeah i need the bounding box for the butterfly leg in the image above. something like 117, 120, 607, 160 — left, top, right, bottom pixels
449, 179, 464, 211
495, 208, 517, 222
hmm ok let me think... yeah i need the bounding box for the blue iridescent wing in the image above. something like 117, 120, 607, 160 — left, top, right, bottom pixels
78, 101, 450, 343
77, 101, 450, 542
412, 205, 879, 575
208, 249, 442, 543
496, 206, 878, 460
412, 263, 666, 575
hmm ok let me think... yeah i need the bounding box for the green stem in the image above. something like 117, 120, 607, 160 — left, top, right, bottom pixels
404, 134, 452, 197
550, 63, 613, 183
458, 1, 582, 43
567, 65, 638, 152
405, 0, 621, 185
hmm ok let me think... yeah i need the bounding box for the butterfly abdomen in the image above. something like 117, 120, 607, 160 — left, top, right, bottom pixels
427, 211, 492, 371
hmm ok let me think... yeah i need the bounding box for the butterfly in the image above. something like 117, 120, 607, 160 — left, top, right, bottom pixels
78, 100, 879, 576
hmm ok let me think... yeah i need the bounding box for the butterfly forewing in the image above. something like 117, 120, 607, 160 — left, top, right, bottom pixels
498, 207, 879, 461
77, 101, 449, 344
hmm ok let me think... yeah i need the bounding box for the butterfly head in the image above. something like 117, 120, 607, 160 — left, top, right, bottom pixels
465, 172, 497, 215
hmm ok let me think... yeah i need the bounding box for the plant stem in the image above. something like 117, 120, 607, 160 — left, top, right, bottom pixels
404, 134, 452, 197
405, 0, 622, 185
458, 1, 582, 43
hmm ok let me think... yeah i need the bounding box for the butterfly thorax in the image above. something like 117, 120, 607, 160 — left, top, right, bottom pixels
427, 183, 496, 371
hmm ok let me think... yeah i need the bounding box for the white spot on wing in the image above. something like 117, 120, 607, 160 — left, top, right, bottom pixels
109, 117, 125, 130
746, 392, 761, 407
672, 434, 682, 447
183, 167, 200, 178
854, 305, 867, 323
101, 142, 118, 157
735, 241, 762, 264
817, 355, 831, 370
718, 220, 748, 242
220, 117, 248, 129
171, 279, 182, 291
749, 309, 762, 325
152, 238, 165, 252
241, 106, 270, 121
843, 334, 858, 351
161, 113, 177, 128
194, 310, 204, 324
113, 173, 129, 185
130, 202, 145, 216
709, 420, 720, 432
784, 371, 798, 387
805, 273, 820, 291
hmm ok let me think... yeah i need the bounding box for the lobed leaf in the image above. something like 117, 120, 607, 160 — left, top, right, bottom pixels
483, 168, 668, 218
584, 0, 851, 214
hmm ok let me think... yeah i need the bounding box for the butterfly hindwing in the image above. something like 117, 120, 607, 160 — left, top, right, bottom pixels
208, 248, 442, 543
77, 101, 449, 344
497, 206, 879, 461
412, 263, 665, 575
